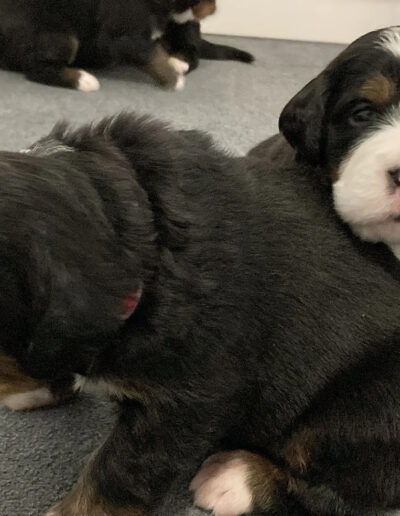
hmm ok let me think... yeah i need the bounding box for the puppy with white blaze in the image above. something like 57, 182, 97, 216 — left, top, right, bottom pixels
192, 26, 400, 516
4, 29, 400, 516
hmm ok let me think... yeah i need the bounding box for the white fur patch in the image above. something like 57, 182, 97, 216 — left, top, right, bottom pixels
73, 374, 125, 400
169, 57, 189, 75
172, 9, 195, 24
21, 140, 74, 156
334, 108, 400, 253
151, 28, 163, 41
190, 452, 253, 516
1, 387, 55, 411
77, 70, 100, 92
378, 27, 400, 59
168, 57, 189, 91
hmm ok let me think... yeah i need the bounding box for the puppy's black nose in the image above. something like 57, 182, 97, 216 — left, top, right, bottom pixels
389, 168, 400, 187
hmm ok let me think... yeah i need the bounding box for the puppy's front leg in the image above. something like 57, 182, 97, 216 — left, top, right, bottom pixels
0, 354, 72, 411
46, 395, 216, 515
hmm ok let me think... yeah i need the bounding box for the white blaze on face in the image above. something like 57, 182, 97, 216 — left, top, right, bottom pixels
333, 108, 400, 253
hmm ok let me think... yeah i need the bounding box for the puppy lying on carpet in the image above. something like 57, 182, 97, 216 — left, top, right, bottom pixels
1, 28, 400, 516
193, 26, 400, 515
0, 0, 253, 92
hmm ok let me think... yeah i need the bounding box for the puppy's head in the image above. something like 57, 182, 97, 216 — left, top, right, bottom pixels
0, 139, 151, 381
279, 26, 400, 252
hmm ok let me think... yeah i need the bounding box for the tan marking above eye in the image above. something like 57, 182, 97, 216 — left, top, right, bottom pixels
359, 73, 396, 104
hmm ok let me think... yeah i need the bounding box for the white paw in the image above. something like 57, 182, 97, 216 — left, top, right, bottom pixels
169, 57, 189, 75
77, 70, 100, 92
190, 452, 254, 516
1, 387, 56, 411
174, 74, 186, 91
168, 57, 189, 91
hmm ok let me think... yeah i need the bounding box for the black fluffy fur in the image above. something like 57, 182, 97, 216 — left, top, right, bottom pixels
1, 113, 400, 514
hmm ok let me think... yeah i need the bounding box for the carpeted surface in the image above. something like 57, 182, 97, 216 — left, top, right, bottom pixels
0, 35, 344, 516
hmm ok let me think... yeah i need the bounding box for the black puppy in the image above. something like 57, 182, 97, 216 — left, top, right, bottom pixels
0, 102, 400, 516
0, 0, 200, 91
191, 27, 400, 515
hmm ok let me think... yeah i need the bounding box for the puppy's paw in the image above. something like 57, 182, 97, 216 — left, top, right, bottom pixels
168, 57, 189, 76
190, 451, 254, 516
1, 387, 56, 411
1, 385, 75, 411
76, 70, 100, 92
168, 57, 189, 91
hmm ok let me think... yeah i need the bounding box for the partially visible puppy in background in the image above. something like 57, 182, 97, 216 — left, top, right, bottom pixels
164, 0, 254, 73
0, 0, 235, 92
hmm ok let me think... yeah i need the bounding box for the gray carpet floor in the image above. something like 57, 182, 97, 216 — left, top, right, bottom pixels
0, 35, 343, 516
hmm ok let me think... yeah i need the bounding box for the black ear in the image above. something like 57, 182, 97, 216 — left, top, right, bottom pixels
279, 74, 328, 165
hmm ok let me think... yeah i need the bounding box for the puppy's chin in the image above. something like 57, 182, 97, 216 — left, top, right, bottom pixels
333, 111, 400, 255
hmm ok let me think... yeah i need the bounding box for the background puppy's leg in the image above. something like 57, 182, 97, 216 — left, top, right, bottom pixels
0, 355, 72, 411
144, 43, 188, 91
162, 21, 200, 73
25, 33, 99, 92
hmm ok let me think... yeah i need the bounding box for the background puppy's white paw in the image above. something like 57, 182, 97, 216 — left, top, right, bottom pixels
168, 57, 190, 75
168, 57, 189, 91
77, 70, 100, 92
174, 74, 186, 91
190, 451, 253, 516
1, 387, 56, 411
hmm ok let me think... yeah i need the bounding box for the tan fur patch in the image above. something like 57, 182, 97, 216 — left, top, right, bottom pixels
48, 459, 146, 516
236, 451, 285, 511
68, 35, 80, 64
360, 73, 396, 104
0, 354, 44, 399
192, 0, 217, 20
60, 67, 81, 84
281, 427, 318, 473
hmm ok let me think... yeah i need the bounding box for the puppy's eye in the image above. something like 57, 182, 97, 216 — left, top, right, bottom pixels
349, 106, 378, 126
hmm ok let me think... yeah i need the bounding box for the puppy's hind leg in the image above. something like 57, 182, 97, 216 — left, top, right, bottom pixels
25, 33, 100, 91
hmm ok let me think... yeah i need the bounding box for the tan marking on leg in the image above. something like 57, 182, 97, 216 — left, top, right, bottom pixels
68, 35, 80, 64
0, 354, 43, 397
281, 427, 318, 473
0, 354, 74, 410
46, 458, 146, 516
359, 73, 396, 104
190, 450, 285, 515
192, 0, 217, 20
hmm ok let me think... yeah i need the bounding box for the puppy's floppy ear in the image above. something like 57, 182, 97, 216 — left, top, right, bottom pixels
279, 74, 329, 165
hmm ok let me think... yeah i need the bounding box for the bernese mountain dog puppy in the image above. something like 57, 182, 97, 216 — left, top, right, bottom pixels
2, 27, 400, 516
0, 0, 253, 92
190, 26, 400, 515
